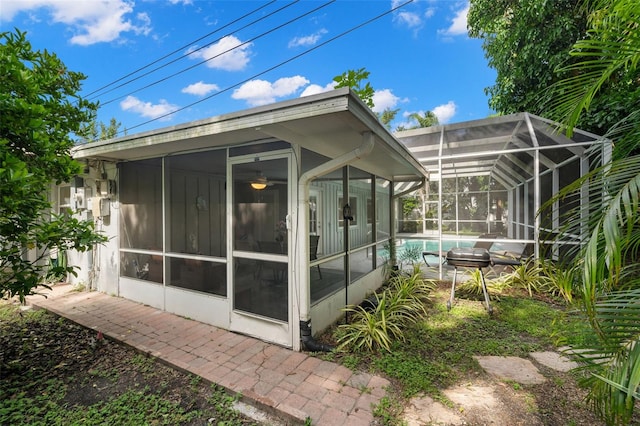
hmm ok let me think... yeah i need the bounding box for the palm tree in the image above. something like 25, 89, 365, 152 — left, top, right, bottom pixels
545, 1, 640, 424
379, 107, 400, 130
408, 111, 439, 128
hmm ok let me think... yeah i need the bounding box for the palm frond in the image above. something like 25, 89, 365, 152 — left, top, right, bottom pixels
544, 0, 640, 133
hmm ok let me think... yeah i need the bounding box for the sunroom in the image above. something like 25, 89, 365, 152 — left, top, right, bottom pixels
66, 88, 427, 351
394, 113, 610, 278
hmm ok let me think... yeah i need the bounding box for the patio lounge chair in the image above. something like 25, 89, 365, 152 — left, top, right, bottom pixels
489, 242, 533, 267
422, 234, 501, 267
422, 234, 531, 268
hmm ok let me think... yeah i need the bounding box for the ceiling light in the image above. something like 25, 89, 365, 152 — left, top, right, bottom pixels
250, 174, 267, 190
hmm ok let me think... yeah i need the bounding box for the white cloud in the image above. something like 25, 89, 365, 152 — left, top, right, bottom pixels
181, 81, 219, 96
400, 102, 457, 127
1, 1, 47, 22
424, 8, 436, 19
187, 35, 251, 71
394, 10, 422, 28
232, 76, 310, 107
0, 0, 152, 45
288, 29, 328, 48
391, 0, 430, 31
120, 95, 178, 120
372, 89, 404, 114
300, 82, 336, 97
438, 4, 469, 37
433, 101, 457, 123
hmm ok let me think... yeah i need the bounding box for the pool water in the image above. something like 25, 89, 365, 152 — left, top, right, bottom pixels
378, 239, 474, 258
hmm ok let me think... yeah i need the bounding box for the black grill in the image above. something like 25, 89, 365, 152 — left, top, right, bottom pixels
446, 248, 491, 268
446, 248, 493, 314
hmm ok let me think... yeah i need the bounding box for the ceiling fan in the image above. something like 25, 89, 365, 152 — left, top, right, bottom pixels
248, 171, 286, 190
250, 172, 269, 190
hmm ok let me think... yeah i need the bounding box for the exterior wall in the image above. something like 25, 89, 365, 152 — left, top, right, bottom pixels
59, 162, 119, 295
59, 148, 395, 350
310, 267, 384, 334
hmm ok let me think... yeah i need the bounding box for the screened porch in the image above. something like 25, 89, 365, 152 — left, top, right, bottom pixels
394, 113, 611, 276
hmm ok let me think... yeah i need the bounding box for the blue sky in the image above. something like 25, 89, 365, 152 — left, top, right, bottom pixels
1, 0, 496, 136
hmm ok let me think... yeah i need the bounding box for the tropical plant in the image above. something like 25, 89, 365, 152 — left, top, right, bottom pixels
538, 259, 578, 303
468, 0, 637, 136
501, 259, 551, 297
396, 244, 423, 269
332, 68, 375, 109
337, 295, 403, 353
456, 268, 511, 299
407, 111, 439, 129
78, 117, 123, 143
387, 264, 435, 311
336, 267, 434, 352
543, 0, 640, 423
0, 29, 107, 302
378, 107, 400, 130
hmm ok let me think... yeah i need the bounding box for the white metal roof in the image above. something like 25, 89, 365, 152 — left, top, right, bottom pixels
395, 112, 607, 189
73, 88, 427, 184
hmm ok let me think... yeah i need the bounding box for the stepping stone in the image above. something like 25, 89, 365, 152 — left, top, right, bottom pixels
403, 394, 464, 426
474, 356, 546, 384
444, 384, 499, 410
530, 351, 579, 372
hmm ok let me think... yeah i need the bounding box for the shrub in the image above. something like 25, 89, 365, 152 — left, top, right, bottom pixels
337, 266, 436, 353
500, 259, 550, 297
456, 268, 512, 298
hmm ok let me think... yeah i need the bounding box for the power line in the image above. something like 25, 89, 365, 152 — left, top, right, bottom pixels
114, 0, 415, 136
98, 0, 332, 108
85, 0, 281, 100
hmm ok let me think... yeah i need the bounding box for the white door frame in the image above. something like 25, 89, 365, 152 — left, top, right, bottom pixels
227, 151, 295, 347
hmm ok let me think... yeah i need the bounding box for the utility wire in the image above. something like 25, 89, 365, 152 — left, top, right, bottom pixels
115, 0, 414, 136
85, 0, 279, 100
99, 0, 330, 107
88, 1, 299, 102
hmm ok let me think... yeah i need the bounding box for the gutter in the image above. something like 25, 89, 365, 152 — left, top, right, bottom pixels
295, 131, 375, 351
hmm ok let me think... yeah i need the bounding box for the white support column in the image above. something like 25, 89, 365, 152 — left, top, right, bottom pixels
552, 168, 560, 260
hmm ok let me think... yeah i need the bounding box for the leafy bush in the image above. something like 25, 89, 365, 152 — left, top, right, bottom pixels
538, 259, 577, 303
456, 268, 512, 298
493, 258, 555, 298
336, 266, 435, 352
397, 244, 423, 268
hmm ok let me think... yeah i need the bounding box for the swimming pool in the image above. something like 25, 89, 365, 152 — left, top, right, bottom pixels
378, 239, 474, 258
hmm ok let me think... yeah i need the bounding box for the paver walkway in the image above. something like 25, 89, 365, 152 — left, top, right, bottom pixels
27, 285, 390, 425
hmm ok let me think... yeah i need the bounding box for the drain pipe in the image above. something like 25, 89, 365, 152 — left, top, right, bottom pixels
296, 131, 375, 352
300, 319, 334, 352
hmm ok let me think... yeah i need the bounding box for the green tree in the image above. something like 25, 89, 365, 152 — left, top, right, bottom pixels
408, 111, 438, 129
543, 1, 640, 423
468, 0, 584, 115
468, 0, 637, 136
79, 117, 123, 142
379, 107, 400, 130
333, 68, 375, 109
0, 29, 106, 302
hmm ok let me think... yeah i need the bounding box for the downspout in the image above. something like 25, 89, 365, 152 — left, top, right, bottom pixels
296, 131, 375, 352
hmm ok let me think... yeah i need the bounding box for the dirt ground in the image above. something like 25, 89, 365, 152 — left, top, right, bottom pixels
401, 363, 606, 426
0, 302, 268, 425
1, 289, 634, 426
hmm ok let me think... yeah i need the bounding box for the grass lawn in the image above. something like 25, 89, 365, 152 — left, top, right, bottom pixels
318, 279, 605, 425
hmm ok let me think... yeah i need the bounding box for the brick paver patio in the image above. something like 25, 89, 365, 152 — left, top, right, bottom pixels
27, 284, 390, 425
